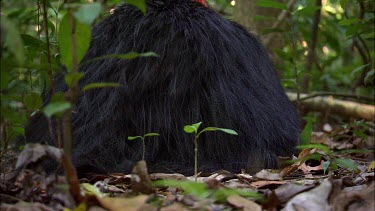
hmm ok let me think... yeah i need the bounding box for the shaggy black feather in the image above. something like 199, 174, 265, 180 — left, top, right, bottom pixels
25, 0, 300, 175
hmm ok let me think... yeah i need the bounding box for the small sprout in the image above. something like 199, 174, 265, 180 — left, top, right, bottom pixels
128, 132, 160, 160
184, 122, 238, 181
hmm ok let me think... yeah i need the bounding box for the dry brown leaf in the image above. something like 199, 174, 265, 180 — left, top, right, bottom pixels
97, 195, 148, 211
149, 173, 187, 181
160, 202, 191, 211
274, 183, 315, 203
367, 161, 375, 172
254, 169, 282, 180
227, 195, 262, 211
282, 179, 332, 211
298, 160, 324, 174
250, 180, 288, 189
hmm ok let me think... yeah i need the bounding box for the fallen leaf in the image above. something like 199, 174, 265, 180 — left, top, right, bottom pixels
254, 169, 281, 180
367, 161, 375, 172
250, 180, 287, 189
274, 183, 314, 203
15, 144, 63, 169
160, 202, 190, 211
97, 195, 148, 211
282, 179, 332, 211
298, 160, 324, 174
227, 195, 261, 211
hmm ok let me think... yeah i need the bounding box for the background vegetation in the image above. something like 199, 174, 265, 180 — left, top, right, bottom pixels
1, 0, 374, 152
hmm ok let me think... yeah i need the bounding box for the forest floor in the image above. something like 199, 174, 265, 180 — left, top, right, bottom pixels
1, 122, 374, 211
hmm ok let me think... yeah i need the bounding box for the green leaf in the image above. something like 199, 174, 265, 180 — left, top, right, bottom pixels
294, 6, 321, 16
50, 92, 65, 103
128, 136, 142, 140
154, 180, 211, 199
65, 72, 84, 88
300, 117, 313, 145
24, 92, 43, 110
334, 158, 358, 171
323, 161, 330, 175
82, 82, 122, 91
338, 18, 361, 26
144, 133, 160, 137
82, 52, 158, 65
120, 52, 158, 60
184, 125, 196, 134
200, 127, 238, 135
43, 102, 71, 118
340, 0, 348, 9
296, 144, 331, 153
1, 16, 25, 64
74, 3, 102, 25
364, 69, 374, 85
256, 0, 288, 10
253, 15, 276, 22
58, 13, 91, 71
350, 64, 370, 77
125, 0, 147, 15
81, 183, 105, 197
192, 122, 202, 130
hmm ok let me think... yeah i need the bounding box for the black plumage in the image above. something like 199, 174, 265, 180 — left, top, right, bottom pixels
26, 0, 300, 175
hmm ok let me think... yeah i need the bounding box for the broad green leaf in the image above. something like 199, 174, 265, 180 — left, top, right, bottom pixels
334, 158, 358, 171
296, 144, 331, 153
21, 34, 45, 49
83, 82, 122, 91
10, 126, 25, 137
154, 180, 211, 199
24, 92, 43, 110
43, 102, 71, 118
58, 13, 91, 71
294, 6, 321, 16
144, 133, 160, 137
81, 183, 105, 197
74, 3, 102, 25
184, 125, 196, 134
338, 18, 361, 26
192, 122, 202, 131
1, 16, 25, 64
125, 0, 146, 15
128, 136, 142, 140
50, 92, 65, 103
323, 161, 330, 175
65, 72, 84, 88
300, 117, 313, 145
256, 0, 288, 10
200, 127, 238, 135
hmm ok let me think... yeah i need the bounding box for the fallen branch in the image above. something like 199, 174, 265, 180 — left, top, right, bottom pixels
287, 92, 375, 121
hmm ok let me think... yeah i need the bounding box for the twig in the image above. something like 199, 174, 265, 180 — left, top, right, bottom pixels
263, 0, 297, 48
301, 0, 322, 92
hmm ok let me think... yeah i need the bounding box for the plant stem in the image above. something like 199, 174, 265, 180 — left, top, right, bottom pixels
194, 137, 198, 182
142, 137, 145, 160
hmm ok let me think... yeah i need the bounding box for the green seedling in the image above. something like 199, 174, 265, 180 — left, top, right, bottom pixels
128, 132, 160, 160
183, 122, 238, 181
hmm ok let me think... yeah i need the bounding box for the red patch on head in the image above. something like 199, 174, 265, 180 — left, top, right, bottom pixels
195, 0, 207, 7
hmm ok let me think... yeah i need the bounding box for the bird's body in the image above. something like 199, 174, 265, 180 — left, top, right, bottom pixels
26, 0, 300, 175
